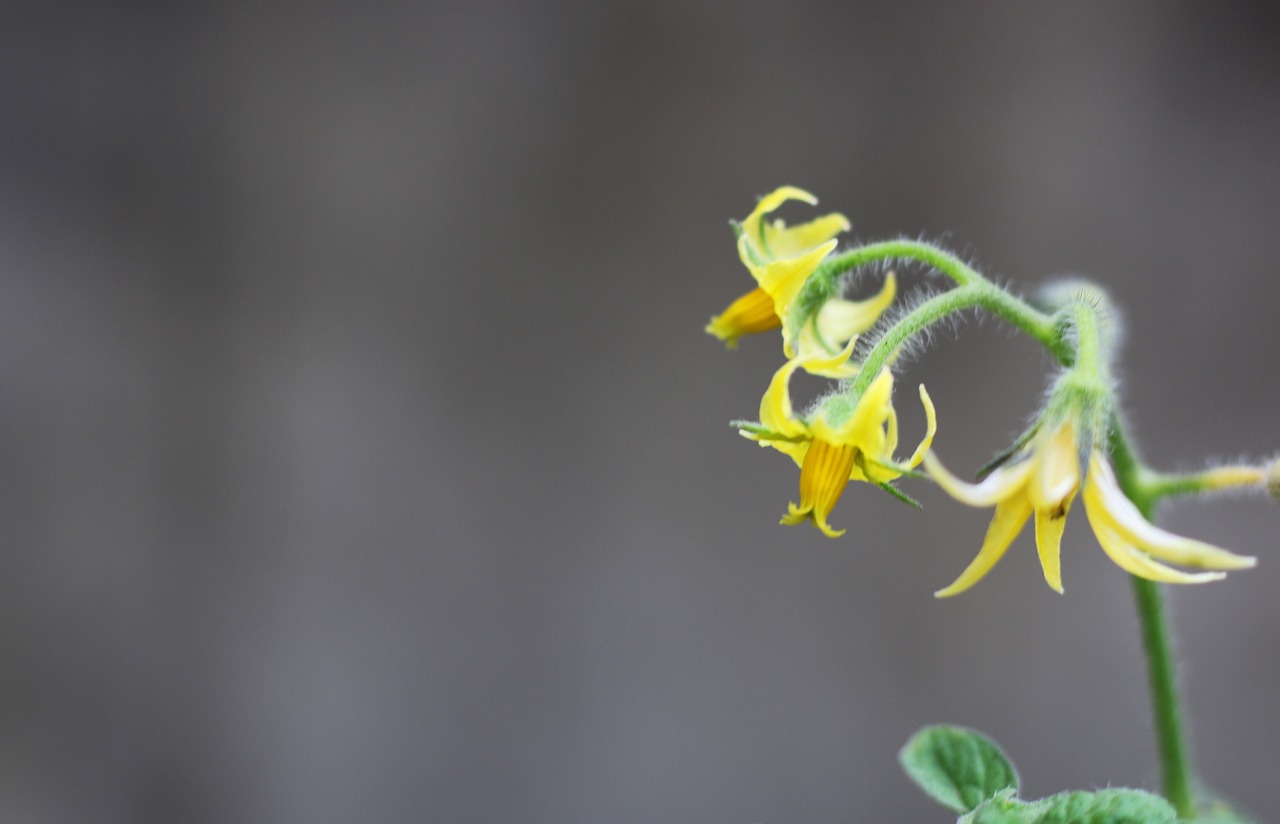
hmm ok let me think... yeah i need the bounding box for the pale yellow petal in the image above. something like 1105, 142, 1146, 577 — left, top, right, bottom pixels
812, 272, 897, 345
764, 213, 851, 260
1085, 453, 1256, 571
757, 357, 810, 439
844, 369, 895, 442
753, 239, 838, 314
1032, 502, 1072, 594
922, 451, 1034, 508
884, 405, 900, 458
935, 498, 1033, 598
795, 333, 860, 379
905, 384, 938, 469
741, 187, 819, 258
1028, 421, 1080, 512
1088, 518, 1228, 585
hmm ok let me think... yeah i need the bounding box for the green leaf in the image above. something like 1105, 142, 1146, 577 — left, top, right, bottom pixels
958, 791, 1037, 824
1033, 789, 1175, 824
962, 789, 1177, 824
899, 726, 1018, 813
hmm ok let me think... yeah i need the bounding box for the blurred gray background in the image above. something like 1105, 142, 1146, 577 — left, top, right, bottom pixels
2, 2, 1279, 822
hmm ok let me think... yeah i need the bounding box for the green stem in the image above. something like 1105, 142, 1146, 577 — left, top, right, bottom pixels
847, 282, 1067, 396
1138, 466, 1266, 500
817, 239, 985, 287
1109, 425, 1197, 819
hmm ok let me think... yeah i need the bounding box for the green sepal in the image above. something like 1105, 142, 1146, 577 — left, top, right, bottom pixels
731, 421, 807, 442
899, 726, 1018, 813
875, 480, 923, 510
974, 425, 1039, 481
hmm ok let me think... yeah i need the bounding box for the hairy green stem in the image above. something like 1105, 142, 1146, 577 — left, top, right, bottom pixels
847, 281, 1066, 396
818, 239, 985, 287
1110, 426, 1197, 818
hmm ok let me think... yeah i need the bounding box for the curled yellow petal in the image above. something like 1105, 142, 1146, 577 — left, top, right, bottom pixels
1085, 453, 1256, 571
935, 498, 1033, 598
740, 186, 819, 260
757, 357, 809, 439
923, 451, 1035, 508
765, 213, 851, 260
800, 335, 859, 382
1088, 518, 1228, 585
811, 272, 898, 348
905, 384, 938, 470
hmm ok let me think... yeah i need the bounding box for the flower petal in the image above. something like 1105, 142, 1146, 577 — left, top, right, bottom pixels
740, 187, 819, 259
846, 368, 895, 439
1088, 517, 1228, 585
934, 498, 1032, 598
1033, 501, 1072, 594
1028, 421, 1080, 512
905, 384, 938, 470
798, 333, 859, 379
811, 272, 897, 347
742, 239, 838, 320
705, 287, 781, 346
1085, 453, 1256, 571
757, 357, 810, 439
764, 213, 851, 260
923, 451, 1034, 508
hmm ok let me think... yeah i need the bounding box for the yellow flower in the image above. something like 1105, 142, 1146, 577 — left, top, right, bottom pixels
924, 421, 1080, 597
706, 187, 896, 376
743, 342, 937, 537
924, 423, 1256, 597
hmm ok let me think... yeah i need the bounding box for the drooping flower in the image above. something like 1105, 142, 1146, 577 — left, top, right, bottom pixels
924, 422, 1256, 596
742, 342, 936, 537
706, 187, 895, 376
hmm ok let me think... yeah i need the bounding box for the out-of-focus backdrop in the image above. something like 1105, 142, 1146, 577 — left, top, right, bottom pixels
2, 2, 1278, 822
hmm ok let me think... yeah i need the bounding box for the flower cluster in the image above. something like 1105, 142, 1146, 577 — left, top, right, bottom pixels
708, 187, 1264, 596
709, 187, 933, 537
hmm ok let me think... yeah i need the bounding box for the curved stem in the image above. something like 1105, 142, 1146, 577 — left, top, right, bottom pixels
1109, 424, 1196, 818
847, 282, 1067, 397
817, 239, 985, 287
